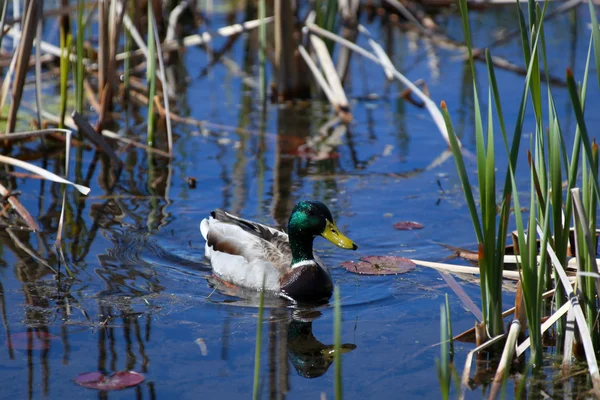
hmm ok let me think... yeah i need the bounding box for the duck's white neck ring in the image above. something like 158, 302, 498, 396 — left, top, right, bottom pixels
291, 260, 317, 269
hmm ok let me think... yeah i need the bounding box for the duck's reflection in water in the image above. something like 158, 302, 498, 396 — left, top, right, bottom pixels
287, 309, 357, 379
207, 276, 357, 396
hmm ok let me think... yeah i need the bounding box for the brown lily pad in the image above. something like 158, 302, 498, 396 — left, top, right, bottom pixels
74, 371, 144, 390
6, 331, 59, 350
341, 256, 416, 275
393, 221, 424, 230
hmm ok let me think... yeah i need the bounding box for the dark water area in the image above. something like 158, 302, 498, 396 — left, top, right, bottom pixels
0, 2, 599, 399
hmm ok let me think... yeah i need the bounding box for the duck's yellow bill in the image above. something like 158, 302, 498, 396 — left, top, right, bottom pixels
321, 220, 358, 250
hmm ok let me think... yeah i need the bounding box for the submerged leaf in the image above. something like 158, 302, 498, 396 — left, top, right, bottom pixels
341, 256, 416, 275
6, 331, 59, 350
393, 221, 424, 231
74, 371, 144, 390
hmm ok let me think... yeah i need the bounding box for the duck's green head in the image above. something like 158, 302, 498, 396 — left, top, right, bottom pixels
288, 201, 358, 250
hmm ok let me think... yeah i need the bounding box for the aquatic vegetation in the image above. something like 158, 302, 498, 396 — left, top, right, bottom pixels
441, 0, 600, 395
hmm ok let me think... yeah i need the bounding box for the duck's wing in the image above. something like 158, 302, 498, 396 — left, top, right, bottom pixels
200, 210, 291, 290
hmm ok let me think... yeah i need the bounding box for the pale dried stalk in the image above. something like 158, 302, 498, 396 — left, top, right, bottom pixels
309, 35, 349, 108
489, 320, 521, 399
562, 306, 576, 376
410, 259, 521, 279
307, 22, 453, 147
117, 17, 273, 61
0, 155, 90, 195
298, 45, 336, 106
515, 301, 570, 357
458, 334, 506, 400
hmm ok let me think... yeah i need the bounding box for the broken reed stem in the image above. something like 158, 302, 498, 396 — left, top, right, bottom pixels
489, 320, 521, 399
458, 334, 506, 400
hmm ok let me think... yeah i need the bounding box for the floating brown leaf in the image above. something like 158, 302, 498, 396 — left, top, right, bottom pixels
74, 371, 144, 391
6, 331, 59, 350
341, 256, 416, 275
393, 221, 423, 230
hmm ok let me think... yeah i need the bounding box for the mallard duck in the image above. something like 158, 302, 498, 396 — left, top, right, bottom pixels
199, 200, 357, 302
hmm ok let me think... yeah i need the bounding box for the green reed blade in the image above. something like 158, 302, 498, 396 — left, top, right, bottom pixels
445, 294, 453, 360
146, 1, 157, 146
75, 0, 85, 114
561, 33, 593, 262
59, 29, 72, 129
440, 102, 482, 243
258, 0, 266, 104
252, 275, 266, 400
334, 285, 342, 400
436, 301, 450, 400
566, 69, 600, 202
588, 0, 600, 88
517, 2, 531, 66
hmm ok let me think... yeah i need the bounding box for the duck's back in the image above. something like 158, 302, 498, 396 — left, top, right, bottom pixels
200, 210, 291, 291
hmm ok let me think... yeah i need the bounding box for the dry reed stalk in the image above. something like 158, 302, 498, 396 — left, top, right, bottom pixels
274, 0, 307, 99
562, 306, 576, 375
54, 128, 72, 248
410, 259, 521, 279
489, 320, 521, 399
452, 285, 571, 343
72, 111, 123, 170
97, 0, 124, 127
516, 302, 570, 357
98, 0, 108, 98
101, 130, 171, 158
458, 334, 506, 400
6, 0, 38, 134
5, 229, 55, 273
438, 272, 482, 322
0, 183, 39, 231
513, 281, 526, 339
309, 34, 351, 120
308, 22, 455, 149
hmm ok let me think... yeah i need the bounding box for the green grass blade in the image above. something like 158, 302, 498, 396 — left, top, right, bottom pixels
566, 69, 600, 202
334, 285, 342, 400
75, 0, 84, 114
440, 101, 482, 243
252, 275, 266, 400
258, 0, 266, 103
146, 0, 157, 145
588, 0, 600, 87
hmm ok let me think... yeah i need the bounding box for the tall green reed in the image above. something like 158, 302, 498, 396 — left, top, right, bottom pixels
258, 0, 266, 104
436, 294, 454, 400
334, 285, 342, 400
74, 0, 85, 115
315, 0, 338, 52
146, 1, 157, 146
252, 276, 266, 400
59, 22, 72, 129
